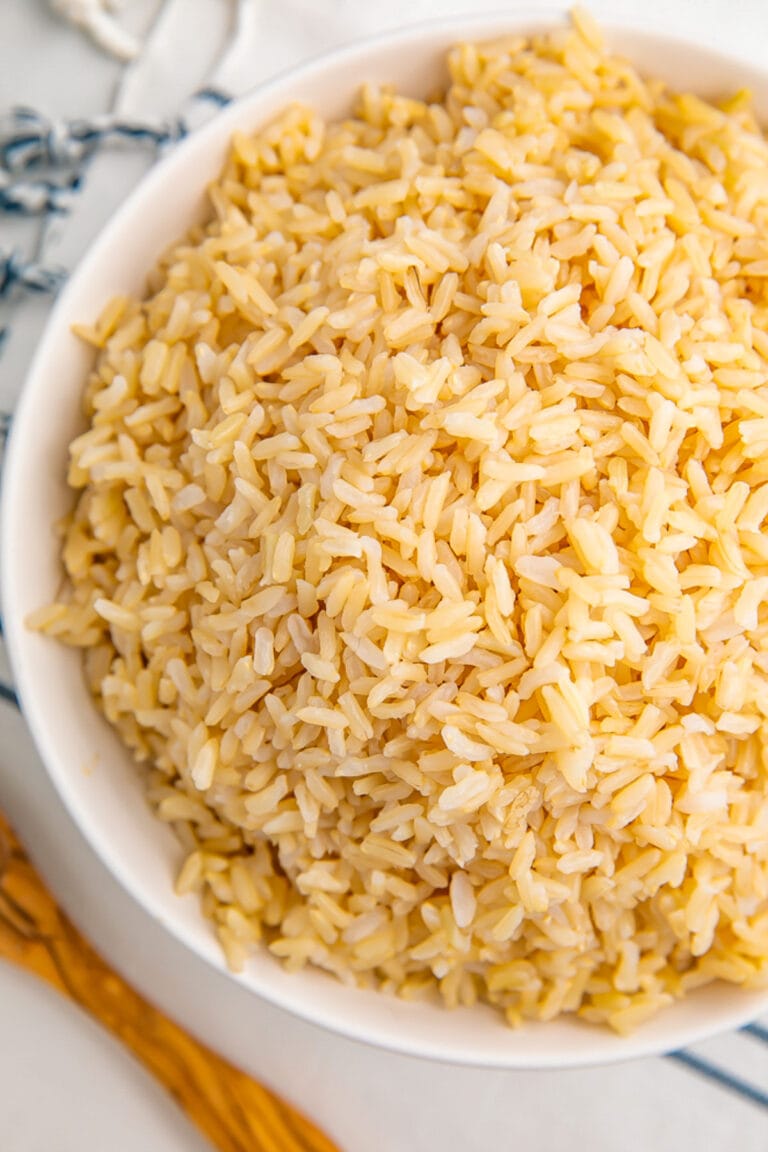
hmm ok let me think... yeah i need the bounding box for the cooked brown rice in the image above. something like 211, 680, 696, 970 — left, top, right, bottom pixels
35, 9, 768, 1032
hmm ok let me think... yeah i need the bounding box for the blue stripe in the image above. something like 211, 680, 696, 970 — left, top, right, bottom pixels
2, 108, 181, 170
743, 1022, 768, 1045
81, 124, 174, 145
195, 86, 232, 107
0, 249, 65, 299
668, 1050, 768, 1111
0, 173, 81, 216
0, 681, 19, 710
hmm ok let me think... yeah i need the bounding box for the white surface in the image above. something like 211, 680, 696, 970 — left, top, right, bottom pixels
1, 1, 768, 1149
6, 12, 768, 1070
0, 960, 210, 1152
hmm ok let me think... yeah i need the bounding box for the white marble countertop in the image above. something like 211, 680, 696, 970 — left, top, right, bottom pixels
1, 3, 768, 1150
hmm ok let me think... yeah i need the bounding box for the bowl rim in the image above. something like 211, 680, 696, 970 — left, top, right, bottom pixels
4, 7, 768, 1069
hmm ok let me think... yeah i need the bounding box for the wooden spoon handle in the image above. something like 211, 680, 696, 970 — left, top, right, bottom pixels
0, 812, 339, 1152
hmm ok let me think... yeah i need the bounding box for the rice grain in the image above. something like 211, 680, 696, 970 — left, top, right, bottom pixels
39, 12, 768, 1032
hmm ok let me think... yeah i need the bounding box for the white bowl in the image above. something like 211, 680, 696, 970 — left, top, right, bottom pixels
4, 10, 768, 1070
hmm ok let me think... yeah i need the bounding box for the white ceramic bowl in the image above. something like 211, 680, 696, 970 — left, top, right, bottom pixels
4, 10, 768, 1070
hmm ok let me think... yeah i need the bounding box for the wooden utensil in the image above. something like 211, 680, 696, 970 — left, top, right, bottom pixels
0, 811, 339, 1152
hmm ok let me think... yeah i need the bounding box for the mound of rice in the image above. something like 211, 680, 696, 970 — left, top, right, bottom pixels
35, 10, 768, 1032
